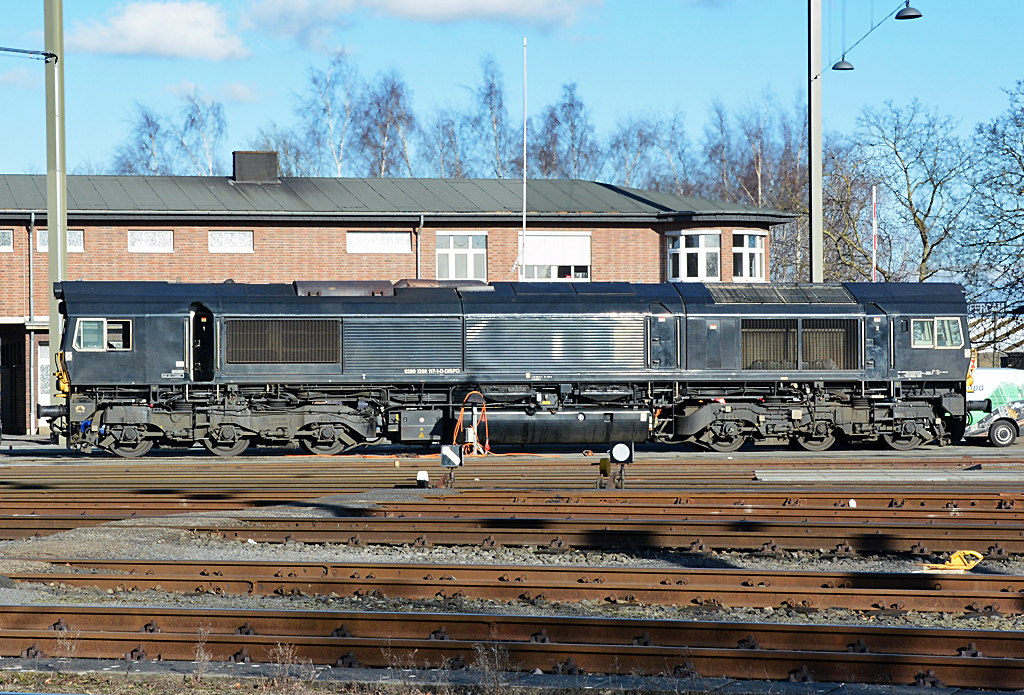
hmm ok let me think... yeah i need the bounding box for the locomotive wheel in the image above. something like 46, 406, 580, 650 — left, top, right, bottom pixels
706, 435, 746, 452
109, 439, 154, 459
202, 438, 250, 457
793, 434, 836, 452
882, 433, 924, 451
300, 438, 346, 455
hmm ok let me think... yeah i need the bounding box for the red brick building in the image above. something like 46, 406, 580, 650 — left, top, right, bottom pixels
0, 152, 792, 434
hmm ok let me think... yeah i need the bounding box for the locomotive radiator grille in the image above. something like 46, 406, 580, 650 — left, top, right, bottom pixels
226, 319, 340, 364
742, 318, 860, 371
802, 319, 859, 370
465, 316, 646, 373
742, 319, 797, 370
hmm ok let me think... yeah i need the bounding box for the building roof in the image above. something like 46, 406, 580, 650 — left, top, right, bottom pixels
0, 175, 795, 226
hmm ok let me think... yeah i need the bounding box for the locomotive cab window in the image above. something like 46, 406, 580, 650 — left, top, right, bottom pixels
106, 320, 132, 350
73, 319, 132, 352
911, 318, 963, 349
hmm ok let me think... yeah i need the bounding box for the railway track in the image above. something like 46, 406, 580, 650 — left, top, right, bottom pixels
8, 558, 1022, 615
0, 512, 1019, 555
0, 450, 1018, 494
2, 604, 1019, 688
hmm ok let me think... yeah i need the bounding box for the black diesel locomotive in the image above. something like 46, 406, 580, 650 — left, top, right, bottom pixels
39, 279, 971, 458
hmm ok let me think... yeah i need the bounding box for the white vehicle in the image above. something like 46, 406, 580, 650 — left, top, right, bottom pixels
965, 368, 1024, 447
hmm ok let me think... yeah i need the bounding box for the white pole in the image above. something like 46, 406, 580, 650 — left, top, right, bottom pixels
808, 0, 823, 283
520, 37, 527, 281
871, 184, 877, 282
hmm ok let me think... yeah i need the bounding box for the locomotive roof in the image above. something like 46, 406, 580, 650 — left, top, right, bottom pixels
56, 280, 967, 318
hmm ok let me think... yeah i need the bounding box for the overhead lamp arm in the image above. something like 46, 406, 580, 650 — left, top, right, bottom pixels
828, 0, 921, 68
0, 45, 58, 62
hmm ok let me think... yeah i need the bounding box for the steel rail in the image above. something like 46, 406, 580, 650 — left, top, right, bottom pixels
1, 605, 1021, 687
0, 514, 1019, 554
9, 559, 1024, 615
138, 516, 1024, 555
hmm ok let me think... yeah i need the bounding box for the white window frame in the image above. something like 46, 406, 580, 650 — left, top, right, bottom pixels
73, 318, 107, 352
128, 230, 174, 253
208, 230, 254, 254
73, 318, 134, 352
667, 231, 720, 282
0, 229, 12, 252
436, 231, 488, 281
37, 229, 85, 253
520, 230, 592, 283
732, 231, 767, 283
911, 317, 964, 349
346, 231, 412, 254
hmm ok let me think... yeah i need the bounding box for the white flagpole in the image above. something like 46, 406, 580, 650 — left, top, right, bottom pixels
520, 37, 527, 281
871, 185, 877, 282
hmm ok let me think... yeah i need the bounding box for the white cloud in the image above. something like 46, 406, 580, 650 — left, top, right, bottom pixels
67, 2, 251, 61
165, 79, 199, 97
220, 81, 260, 103
0, 67, 37, 89
248, 0, 601, 48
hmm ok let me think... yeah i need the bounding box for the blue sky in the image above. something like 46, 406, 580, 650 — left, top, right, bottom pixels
1, 0, 1021, 175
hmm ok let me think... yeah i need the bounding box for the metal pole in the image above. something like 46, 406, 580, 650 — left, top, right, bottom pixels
520, 37, 527, 282
45, 0, 67, 439
416, 214, 423, 280
871, 185, 877, 282
808, 0, 824, 283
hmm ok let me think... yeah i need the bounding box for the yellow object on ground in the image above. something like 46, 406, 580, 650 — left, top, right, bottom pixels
918, 550, 984, 573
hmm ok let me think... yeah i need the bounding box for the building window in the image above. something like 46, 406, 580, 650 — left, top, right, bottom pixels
668, 232, 720, 282
522, 232, 591, 282
37, 229, 85, 253
436, 233, 487, 280
732, 232, 766, 282
128, 230, 173, 253
0, 229, 12, 252
347, 231, 411, 254
209, 230, 254, 253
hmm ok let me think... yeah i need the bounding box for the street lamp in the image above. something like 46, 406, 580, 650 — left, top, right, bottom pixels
808, 0, 921, 283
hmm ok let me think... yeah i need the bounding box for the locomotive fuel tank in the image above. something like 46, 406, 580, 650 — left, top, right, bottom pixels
451, 408, 650, 445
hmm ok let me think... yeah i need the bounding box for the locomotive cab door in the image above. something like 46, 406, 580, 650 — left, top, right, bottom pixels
648, 304, 678, 369
864, 310, 889, 380
190, 303, 215, 382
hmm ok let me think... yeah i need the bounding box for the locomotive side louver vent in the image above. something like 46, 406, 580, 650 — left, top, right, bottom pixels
344, 318, 462, 372
465, 316, 646, 373
226, 320, 340, 364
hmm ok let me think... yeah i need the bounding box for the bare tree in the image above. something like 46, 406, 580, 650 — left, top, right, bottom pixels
299, 51, 363, 177
646, 111, 697, 195
474, 56, 517, 179
355, 70, 417, 177
531, 83, 602, 179
421, 108, 476, 178
967, 81, 1024, 302
112, 104, 176, 175
857, 100, 975, 282
248, 123, 315, 177
169, 90, 227, 176
606, 115, 656, 188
